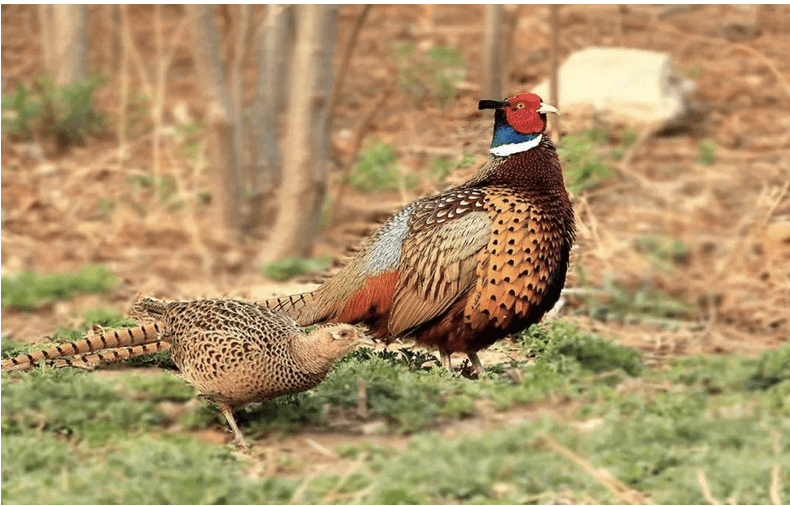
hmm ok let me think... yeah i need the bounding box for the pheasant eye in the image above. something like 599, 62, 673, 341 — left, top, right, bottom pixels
516, 102, 525, 109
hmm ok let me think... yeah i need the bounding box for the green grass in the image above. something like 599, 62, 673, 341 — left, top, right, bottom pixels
698, 138, 717, 165
1, 264, 116, 311
682, 65, 704, 79
96, 197, 116, 219
347, 139, 411, 193
1, 367, 164, 442
126, 172, 181, 209
260, 256, 333, 281
587, 276, 694, 325
1, 75, 107, 150
1, 433, 298, 504
2, 319, 788, 504
389, 42, 465, 105
634, 234, 690, 272
558, 129, 617, 194
429, 151, 476, 183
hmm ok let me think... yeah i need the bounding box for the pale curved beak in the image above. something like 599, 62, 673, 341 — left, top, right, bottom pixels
359, 335, 376, 346
537, 103, 560, 115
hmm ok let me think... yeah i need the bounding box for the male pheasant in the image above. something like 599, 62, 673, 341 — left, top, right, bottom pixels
2, 298, 368, 447
265, 92, 575, 374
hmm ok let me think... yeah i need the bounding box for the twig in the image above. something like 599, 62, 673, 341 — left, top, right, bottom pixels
696, 468, 720, 505
122, 9, 154, 99
165, 15, 190, 66
761, 181, 790, 229
538, 434, 651, 505
254, 4, 289, 41
118, 5, 129, 172
39, 6, 53, 73
305, 437, 339, 459
288, 473, 316, 505
230, 5, 251, 181
549, 5, 561, 142
771, 463, 782, 506
771, 430, 783, 506
652, 22, 790, 97
616, 124, 661, 189
351, 482, 376, 504
327, 4, 371, 129
724, 180, 790, 272
500, 5, 519, 94
153, 4, 164, 202
357, 379, 369, 418
319, 455, 366, 504
329, 89, 390, 224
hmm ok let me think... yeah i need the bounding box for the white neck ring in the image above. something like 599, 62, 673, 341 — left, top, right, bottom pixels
489, 133, 542, 157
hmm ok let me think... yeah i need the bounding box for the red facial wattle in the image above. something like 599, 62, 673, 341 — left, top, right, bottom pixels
504, 93, 546, 134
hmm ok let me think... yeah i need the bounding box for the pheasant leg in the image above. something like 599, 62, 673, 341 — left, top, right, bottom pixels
219, 404, 248, 449
467, 351, 485, 376
439, 349, 452, 372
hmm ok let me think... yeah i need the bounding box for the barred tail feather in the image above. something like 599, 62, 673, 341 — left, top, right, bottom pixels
44, 341, 172, 370
1, 322, 164, 372
261, 292, 323, 325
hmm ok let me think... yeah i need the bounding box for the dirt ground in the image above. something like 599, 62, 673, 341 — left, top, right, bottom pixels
2, 5, 789, 452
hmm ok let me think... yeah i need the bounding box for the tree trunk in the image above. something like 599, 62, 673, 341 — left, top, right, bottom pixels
40, 4, 88, 85
482, 4, 504, 99
187, 5, 245, 237
262, 4, 338, 261
248, 5, 292, 230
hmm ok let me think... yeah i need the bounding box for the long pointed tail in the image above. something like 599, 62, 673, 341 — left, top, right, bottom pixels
260, 291, 324, 325
1, 322, 164, 372
42, 341, 172, 370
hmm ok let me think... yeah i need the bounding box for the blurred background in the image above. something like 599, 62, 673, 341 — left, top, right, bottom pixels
2, 6, 790, 503
1, 4, 788, 363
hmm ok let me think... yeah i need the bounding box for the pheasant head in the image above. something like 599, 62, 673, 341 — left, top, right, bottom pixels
479, 92, 559, 157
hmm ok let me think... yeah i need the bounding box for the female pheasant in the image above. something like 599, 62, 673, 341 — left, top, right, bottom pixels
2, 298, 368, 447
266, 92, 575, 374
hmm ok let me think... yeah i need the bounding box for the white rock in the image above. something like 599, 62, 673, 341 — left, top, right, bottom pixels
532, 46, 694, 126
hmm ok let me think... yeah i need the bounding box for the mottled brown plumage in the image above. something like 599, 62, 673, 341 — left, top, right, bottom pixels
3, 298, 366, 447
265, 93, 575, 374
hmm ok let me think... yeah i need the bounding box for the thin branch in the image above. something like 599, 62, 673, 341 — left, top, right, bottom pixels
549, 5, 561, 142
153, 4, 164, 201
696, 468, 720, 505
319, 455, 366, 504
230, 5, 251, 176
164, 16, 190, 65
614, 123, 662, 189
288, 474, 316, 505
329, 89, 390, 225
118, 5, 130, 171
327, 4, 371, 131
539, 434, 651, 505
771, 430, 783, 506
304, 437, 338, 459
122, 10, 154, 99
653, 21, 790, 97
